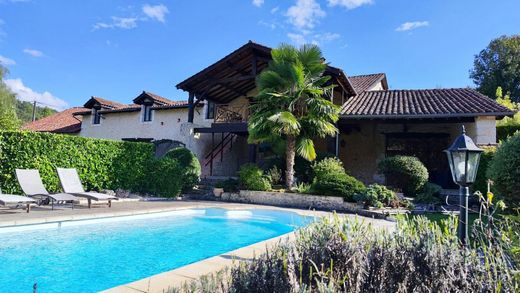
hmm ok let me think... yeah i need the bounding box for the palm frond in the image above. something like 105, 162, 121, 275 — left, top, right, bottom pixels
297, 137, 317, 161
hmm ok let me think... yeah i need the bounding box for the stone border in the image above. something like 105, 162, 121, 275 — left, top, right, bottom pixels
221, 190, 392, 219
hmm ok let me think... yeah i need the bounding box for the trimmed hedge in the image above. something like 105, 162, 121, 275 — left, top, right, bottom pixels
378, 156, 428, 197
472, 146, 497, 194
311, 157, 366, 201
164, 147, 201, 192
0, 131, 195, 197
487, 133, 520, 208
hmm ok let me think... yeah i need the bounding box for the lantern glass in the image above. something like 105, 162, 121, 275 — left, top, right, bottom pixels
465, 151, 481, 184
447, 150, 466, 184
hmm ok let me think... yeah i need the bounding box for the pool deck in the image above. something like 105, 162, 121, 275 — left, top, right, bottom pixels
0, 200, 395, 293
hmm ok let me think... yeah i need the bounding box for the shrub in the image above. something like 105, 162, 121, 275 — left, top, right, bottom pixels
266, 166, 282, 185
0, 131, 184, 197
472, 146, 496, 194
173, 214, 518, 293
354, 183, 398, 207
215, 179, 239, 193
294, 182, 312, 194
238, 164, 271, 191
378, 156, 428, 196
415, 182, 443, 204
487, 133, 520, 208
164, 147, 201, 192
147, 158, 183, 197
311, 158, 366, 201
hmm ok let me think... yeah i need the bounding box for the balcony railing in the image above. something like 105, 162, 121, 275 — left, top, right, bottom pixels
214, 104, 249, 123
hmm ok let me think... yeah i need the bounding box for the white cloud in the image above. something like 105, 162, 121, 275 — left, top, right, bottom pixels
0, 55, 15, 65
142, 4, 169, 23
4, 78, 69, 110
23, 48, 44, 57
286, 0, 325, 30
252, 0, 264, 7
258, 20, 277, 29
287, 31, 341, 46
270, 6, 279, 14
288, 33, 307, 46
327, 0, 373, 9
93, 17, 139, 30
396, 21, 429, 32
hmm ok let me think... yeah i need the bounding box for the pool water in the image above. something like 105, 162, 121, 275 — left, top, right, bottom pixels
0, 208, 310, 293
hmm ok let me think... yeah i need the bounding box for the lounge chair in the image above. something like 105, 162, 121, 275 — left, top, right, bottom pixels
15, 169, 78, 209
0, 189, 36, 213
56, 168, 118, 208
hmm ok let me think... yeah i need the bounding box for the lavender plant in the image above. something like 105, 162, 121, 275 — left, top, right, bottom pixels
170, 212, 518, 293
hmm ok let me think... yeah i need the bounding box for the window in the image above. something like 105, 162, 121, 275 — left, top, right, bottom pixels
206, 101, 215, 119
143, 104, 153, 122
92, 108, 101, 125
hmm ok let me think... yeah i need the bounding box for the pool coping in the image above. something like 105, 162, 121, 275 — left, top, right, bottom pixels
0, 202, 394, 293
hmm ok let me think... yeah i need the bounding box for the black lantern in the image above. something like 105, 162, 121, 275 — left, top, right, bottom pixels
444, 126, 483, 186
444, 126, 483, 246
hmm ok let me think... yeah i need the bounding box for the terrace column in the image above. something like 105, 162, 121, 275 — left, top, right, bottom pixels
188, 92, 195, 123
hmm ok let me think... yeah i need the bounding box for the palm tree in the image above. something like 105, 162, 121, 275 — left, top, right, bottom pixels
248, 44, 340, 188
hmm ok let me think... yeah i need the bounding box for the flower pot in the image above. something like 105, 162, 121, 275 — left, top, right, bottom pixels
213, 188, 224, 197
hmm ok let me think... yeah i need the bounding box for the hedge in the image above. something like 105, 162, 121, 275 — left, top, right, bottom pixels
487, 133, 520, 208
0, 131, 193, 197
472, 145, 497, 194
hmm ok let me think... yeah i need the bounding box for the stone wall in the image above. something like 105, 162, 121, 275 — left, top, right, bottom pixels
221, 190, 361, 211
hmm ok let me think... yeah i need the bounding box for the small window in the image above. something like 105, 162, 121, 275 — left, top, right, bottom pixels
206, 101, 215, 119
143, 105, 153, 122
92, 108, 101, 125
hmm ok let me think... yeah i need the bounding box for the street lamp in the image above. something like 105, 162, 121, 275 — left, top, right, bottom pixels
444, 126, 483, 246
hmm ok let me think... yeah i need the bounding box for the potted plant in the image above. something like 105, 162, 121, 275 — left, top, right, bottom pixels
213, 181, 225, 197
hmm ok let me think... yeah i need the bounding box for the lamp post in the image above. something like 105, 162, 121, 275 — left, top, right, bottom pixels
444, 126, 483, 246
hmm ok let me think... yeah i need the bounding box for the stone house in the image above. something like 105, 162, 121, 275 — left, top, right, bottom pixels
175, 41, 514, 188
36, 41, 514, 188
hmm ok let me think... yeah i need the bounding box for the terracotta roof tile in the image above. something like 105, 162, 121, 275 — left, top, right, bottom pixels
22, 107, 87, 133
348, 73, 387, 93
341, 88, 515, 119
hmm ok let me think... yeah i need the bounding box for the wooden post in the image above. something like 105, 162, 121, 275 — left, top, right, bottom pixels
188, 92, 195, 123
210, 133, 214, 176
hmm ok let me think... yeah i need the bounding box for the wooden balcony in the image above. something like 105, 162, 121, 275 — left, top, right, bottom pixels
214, 104, 249, 123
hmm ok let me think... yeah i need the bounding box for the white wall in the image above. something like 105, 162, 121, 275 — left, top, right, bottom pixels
80, 104, 214, 160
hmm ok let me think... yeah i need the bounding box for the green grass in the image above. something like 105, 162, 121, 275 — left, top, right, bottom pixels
393, 213, 480, 228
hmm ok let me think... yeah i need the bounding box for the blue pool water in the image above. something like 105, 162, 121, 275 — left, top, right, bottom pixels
0, 208, 310, 293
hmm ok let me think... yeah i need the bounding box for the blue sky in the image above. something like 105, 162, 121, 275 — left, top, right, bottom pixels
0, 0, 519, 110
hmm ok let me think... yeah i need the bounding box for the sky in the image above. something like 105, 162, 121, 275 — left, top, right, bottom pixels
0, 0, 519, 110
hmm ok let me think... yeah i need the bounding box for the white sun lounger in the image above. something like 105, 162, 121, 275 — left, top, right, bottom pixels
15, 169, 79, 209
0, 190, 36, 213
56, 168, 118, 208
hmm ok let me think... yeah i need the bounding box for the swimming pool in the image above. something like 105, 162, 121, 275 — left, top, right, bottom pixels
0, 208, 310, 293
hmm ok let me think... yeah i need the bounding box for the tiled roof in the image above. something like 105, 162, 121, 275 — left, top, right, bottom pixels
341, 88, 515, 119
84, 96, 127, 110
134, 91, 176, 106
74, 100, 197, 115
348, 73, 387, 93
22, 107, 87, 133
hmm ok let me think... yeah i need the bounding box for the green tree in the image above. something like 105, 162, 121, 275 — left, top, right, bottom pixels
470, 35, 520, 102
495, 86, 520, 127
0, 66, 20, 130
248, 44, 339, 188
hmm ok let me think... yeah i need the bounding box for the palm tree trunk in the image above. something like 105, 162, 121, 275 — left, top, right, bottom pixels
285, 135, 296, 188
